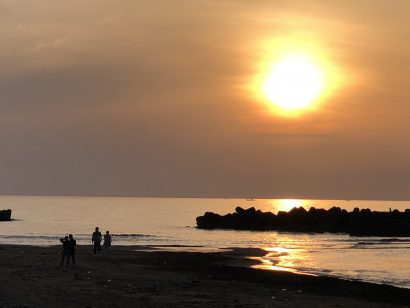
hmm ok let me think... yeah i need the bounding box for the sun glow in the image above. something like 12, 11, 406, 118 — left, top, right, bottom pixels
276, 199, 307, 212
251, 37, 343, 117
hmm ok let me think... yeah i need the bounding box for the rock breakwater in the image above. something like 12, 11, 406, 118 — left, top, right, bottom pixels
196, 206, 410, 236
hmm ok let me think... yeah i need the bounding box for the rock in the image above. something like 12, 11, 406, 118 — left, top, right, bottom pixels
0, 209, 12, 221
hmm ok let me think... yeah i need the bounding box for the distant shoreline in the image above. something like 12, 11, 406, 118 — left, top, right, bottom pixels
0, 244, 409, 307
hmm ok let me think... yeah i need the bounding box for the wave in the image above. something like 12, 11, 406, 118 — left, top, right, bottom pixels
0, 235, 61, 240
112, 233, 158, 238
357, 238, 410, 245
0, 233, 160, 240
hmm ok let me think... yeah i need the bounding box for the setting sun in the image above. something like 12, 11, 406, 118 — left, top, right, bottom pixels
262, 53, 324, 111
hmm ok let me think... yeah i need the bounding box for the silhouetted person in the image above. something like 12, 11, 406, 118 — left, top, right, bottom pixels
103, 230, 112, 254
60, 236, 70, 266
69, 234, 76, 265
92, 227, 102, 254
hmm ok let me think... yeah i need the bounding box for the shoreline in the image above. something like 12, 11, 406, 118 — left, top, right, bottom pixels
0, 244, 409, 307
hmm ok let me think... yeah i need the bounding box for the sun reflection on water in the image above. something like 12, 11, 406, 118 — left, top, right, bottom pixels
272, 199, 309, 213
250, 246, 316, 276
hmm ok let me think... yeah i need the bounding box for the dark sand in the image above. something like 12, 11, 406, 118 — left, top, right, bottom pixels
0, 245, 409, 307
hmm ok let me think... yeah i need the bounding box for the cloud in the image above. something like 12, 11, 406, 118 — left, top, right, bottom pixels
0, 0, 409, 198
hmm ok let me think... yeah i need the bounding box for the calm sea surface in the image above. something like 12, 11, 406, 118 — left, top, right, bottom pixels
0, 196, 409, 289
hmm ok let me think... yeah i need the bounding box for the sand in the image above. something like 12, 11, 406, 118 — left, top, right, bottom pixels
0, 244, 409, 307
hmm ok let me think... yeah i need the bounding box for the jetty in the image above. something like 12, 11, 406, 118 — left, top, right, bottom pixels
196, 206, 410, 236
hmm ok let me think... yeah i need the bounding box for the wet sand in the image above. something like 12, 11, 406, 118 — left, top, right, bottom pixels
0, 245, 409, 307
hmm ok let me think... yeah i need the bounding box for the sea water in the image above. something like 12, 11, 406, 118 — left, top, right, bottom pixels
0, 196, 409, 289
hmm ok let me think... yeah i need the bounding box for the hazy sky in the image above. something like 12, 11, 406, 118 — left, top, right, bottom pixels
1, 0, 410, 199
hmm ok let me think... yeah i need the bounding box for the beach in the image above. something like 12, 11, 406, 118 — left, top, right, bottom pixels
0, 245, 409, 307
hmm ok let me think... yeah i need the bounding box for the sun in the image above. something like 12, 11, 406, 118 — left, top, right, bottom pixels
261, 53, 325, 112
262, 53, 324, 112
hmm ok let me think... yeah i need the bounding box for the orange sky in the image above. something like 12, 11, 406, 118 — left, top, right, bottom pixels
1, 0, 410, 199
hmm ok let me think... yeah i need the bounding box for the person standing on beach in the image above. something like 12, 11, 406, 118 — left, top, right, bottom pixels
60, 236, 70, 266
92, 227, 102, 254
103, 230, 112, 254
68, 234, 76, 265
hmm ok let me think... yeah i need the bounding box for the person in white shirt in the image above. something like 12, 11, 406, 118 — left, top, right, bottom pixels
103, 230, 112, 254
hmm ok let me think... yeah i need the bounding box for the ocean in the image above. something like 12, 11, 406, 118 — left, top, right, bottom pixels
0, 196, 409, 289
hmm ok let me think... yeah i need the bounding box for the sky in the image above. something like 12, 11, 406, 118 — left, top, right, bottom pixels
1, 0, 410, 199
